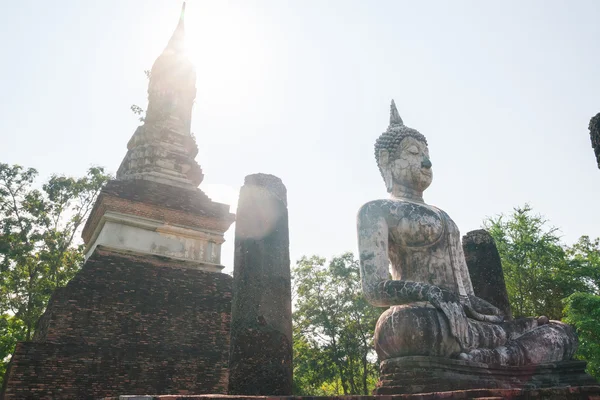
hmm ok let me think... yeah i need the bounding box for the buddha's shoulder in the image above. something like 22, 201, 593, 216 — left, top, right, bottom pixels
358, 199, 440, 220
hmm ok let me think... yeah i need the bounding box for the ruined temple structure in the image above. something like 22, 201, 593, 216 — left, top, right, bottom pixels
1, 4, 236, 398
3, 1, 600, 398
590, 112, 600, 169
229, 174, 292, 395
357, 100, 599, 395
462, 229, 512, 320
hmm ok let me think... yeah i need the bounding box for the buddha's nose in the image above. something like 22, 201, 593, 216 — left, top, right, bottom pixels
422, 156, 432, 169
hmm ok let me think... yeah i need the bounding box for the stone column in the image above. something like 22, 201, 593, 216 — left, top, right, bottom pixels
462, 229, 512, 320
589, 112, 600, 169
228, 174, 292, 395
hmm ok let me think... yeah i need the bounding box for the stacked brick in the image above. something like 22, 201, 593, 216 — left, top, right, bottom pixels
2, 248, 232, 399
82, 179, 235, 243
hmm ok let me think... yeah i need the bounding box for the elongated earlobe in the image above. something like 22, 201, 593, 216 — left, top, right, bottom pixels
379, 150, 393, 192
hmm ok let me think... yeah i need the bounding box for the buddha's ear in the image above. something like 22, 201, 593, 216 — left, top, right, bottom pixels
379, 149, 393, 192
379, 149, 389, 166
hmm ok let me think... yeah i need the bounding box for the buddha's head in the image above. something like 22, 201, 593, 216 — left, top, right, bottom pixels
375, 100, 433, 194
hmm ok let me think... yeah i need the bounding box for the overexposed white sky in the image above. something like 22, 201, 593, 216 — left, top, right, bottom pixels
1, 1, 599, 273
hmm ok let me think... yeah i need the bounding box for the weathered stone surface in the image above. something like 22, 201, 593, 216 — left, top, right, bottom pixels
375, 356, 598, 394
1, 247, 232, 399
117, 3, 202, 189
590, 112, 600, 169
80, 6, 233, 270
228, 174, 292, 395
462, 229, 512, 319
357, 100, 591, 394
82, 179, 234, 270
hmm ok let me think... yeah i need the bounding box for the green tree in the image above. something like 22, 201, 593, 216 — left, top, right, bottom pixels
292, 253, 380, 395
564, 292, 600, 380
0, 163, 110, 384
567, 236, 600, 295
563, 237, 600, 380
485, 204, 600, 379
0, 315, 25, 386
484, 205, 588, 319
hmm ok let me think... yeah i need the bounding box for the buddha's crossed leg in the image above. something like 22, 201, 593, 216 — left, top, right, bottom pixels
460, 319, 577, 366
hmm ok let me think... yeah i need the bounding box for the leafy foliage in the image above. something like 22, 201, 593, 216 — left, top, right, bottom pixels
292, 253, 380, 395
563, 237, 600, 380
567, 236, 600, 295
484, 205, 588, 319
130, 104, 145, 122
0, 163, 111, 385
485, 204, 600, 379
130, 70, 152, 122
564, 292, 600, 380
0, 315, 25, 385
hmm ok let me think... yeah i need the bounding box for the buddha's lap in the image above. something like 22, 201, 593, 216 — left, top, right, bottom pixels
374, 302, 462, 360
374, 302, 578, 364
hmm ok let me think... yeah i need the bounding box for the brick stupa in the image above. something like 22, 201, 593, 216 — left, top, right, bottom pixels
2, 4, 235, 398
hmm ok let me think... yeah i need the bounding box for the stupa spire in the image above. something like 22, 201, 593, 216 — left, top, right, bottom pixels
389, 99, 404, 126
165, 2, 187, 53
116, 0, 201, 188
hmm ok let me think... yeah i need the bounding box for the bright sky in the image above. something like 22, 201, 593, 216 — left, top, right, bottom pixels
1, 1, 599, 273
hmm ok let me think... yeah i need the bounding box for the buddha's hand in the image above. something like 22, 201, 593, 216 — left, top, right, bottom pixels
461, 294, 504, 323
466, 295, 504, 316
426, 286, 469, 349
426, 285, 459, 309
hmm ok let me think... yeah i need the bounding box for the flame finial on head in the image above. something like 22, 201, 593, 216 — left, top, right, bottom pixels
389, 99, 404, 127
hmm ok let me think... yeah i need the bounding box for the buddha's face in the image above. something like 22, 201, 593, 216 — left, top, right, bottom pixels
380, 137, 433, 193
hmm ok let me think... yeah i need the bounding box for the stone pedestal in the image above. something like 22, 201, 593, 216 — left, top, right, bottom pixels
375, 356, 598, 395
228, 174, 292, 395
104, 387, 600, 399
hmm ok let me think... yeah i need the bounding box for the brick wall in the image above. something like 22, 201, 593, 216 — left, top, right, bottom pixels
2, 248, 232, 399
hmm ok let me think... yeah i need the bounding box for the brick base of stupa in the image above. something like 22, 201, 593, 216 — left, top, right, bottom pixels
1, 248, 233, 399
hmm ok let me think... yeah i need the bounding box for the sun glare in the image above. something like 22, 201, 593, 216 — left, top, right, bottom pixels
183, 2, 271, 106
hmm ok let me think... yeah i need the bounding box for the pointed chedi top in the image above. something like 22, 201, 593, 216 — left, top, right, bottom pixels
389, 99, 404, 126
164, 2, 187, 53
150, 2, 192, 78
117, 0, 201, 188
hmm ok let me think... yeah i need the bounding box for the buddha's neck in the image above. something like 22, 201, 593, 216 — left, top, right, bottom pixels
391, 184, 424, 203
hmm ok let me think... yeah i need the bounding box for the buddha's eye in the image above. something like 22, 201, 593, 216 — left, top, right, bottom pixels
407, 146, 419, 155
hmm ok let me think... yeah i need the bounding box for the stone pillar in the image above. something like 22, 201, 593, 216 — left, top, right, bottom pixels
589, 112, 600, 169
228, 174, 292, 395
462, 229, 512, 319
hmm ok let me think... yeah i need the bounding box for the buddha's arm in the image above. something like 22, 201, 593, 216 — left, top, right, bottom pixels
357, 202, 449, 307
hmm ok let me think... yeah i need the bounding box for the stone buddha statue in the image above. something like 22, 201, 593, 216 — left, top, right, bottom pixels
357, 101, 577, 366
